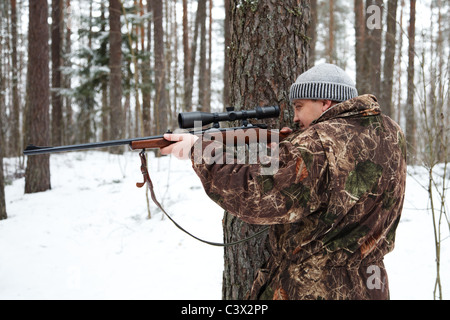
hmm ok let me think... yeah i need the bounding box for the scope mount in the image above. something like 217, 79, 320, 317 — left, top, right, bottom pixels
212, 107, 252, 129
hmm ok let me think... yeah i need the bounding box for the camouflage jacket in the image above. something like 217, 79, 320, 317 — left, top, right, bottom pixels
191, 95, 407, 300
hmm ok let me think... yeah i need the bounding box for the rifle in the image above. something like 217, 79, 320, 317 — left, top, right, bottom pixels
24, 105, 281, 155
23, 105, 283, 247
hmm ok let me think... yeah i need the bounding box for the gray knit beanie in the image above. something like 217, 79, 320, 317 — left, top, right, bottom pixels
289, 63, 358, 102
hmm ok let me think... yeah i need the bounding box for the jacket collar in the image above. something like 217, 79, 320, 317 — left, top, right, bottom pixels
312, 94, 381, 125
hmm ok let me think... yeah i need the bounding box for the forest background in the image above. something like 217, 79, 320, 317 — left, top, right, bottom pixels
0, 0, 449, 300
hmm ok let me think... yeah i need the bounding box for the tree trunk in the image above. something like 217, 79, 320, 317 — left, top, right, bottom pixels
206, 0, 212, 113
141, 0, 152, 135
369, 0, 383, 99
380, 0, 398, 118
52, 0, 63, 146
109, 0, 123, 152
354, 0, 367, 94
10, 0, 21, 157
328, 0, 335, 64
359, 0, 383, 96
395, 0, 405, 123
187, 0, 202, 113
153, 0, 167, 135
25, 0, 51, 194
198, 0, 207, 111
0, 111, 6, 219
63, 0, 74, 145
223, 0, 310, 300
406, 0, 416, 162
0, 10, 6, 220
100, 2, 109, 141
182, 0, 191, 112
223, 0, 231, 109
307, 0, 317, 68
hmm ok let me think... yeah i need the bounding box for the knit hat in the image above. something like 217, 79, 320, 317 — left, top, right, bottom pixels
289, 63, 358, 102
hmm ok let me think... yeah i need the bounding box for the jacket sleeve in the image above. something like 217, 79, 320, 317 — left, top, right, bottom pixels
191, 129, 329, 225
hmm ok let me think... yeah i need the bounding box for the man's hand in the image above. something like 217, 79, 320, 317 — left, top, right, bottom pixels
160, 134, 199, 160
280, 127, 293, 135
268, 127, 293, 149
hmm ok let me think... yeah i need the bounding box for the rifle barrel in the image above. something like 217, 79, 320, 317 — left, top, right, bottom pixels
23, 135, 165, 156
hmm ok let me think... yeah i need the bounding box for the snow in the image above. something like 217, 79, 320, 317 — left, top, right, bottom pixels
1, 152, 224, 300
1, 151, 449, 300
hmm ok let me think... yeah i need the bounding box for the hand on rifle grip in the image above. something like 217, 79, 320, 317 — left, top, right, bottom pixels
268, 127, 292, 150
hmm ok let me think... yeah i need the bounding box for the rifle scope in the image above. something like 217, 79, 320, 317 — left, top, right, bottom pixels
178, 105, 280, 129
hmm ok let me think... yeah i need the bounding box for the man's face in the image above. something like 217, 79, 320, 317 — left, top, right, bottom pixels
292, 99, 331, 130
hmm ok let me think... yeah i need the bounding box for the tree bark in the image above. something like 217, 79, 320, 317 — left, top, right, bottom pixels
369, 0, 383, 99
153, 0, 167, 135
10, 0, 21, 157
52, 0, 63, 146
109, 0, 123, 152
307, 0, 317, 68
0, 111, 6, 219
380, 0, 398, 118
198, 0, 208, 111
328, 0, 335, 64
354, 0, 367, 94
0, 9, 6, 220
100, 2, 109, 141
25, 0, 51, 194
141, 0, 152, 135
63, 0, 74, 145
223, 0, 231, 109
406, 0, 416, 162
186, 1, 202, 113
223, 0, 310, 300
182, 0, 191, 112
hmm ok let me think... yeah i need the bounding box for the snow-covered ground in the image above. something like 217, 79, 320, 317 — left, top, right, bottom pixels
0, 151, 449, 300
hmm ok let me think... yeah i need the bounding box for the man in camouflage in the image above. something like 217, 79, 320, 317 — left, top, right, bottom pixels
162, 63, 407, 300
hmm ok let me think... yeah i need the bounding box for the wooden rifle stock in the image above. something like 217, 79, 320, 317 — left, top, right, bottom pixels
129, 137, 174, 150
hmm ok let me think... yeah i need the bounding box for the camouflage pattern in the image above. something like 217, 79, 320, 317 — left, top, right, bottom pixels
191, 95, 407, 300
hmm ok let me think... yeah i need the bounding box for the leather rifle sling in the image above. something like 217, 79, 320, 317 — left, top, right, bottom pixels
136, 150, 269, 247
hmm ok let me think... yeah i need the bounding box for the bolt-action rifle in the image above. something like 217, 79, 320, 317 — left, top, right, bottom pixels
24, 105, 285, 246
24, 105, 282, 155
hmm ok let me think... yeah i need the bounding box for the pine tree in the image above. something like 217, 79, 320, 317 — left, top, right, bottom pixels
405, 0, 416, 162
0, 5, 7, 220
0, 113, 6, 219
109, 0, 124, 151
51, 0, 63, 146
10, 0, 21, 157
153, 0, 168, 135
25, 0, 51, 194
223, 0, 310, 300
380, 0, 398, 118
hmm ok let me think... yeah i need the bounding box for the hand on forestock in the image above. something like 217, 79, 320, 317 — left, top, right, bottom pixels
161, 134, 199, 160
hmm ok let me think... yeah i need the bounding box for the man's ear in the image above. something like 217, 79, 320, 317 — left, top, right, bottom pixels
321, 100, 333, 112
